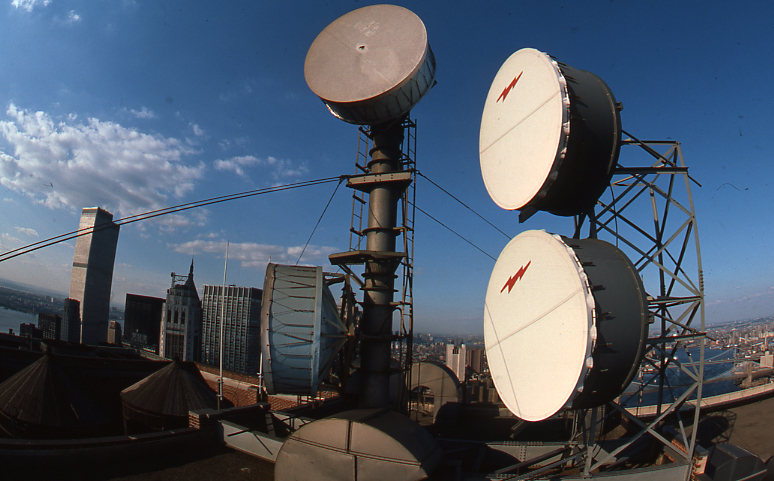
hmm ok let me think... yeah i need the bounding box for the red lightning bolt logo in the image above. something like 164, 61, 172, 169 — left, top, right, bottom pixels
501, 261, 531, 294
496, 71, 523, 103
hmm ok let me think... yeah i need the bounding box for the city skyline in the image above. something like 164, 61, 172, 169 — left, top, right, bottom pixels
1, 1, 774, 335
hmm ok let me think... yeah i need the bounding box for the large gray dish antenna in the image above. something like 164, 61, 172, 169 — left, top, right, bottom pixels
304, 4, 436, 125
260, 264, 348, 396
479, 48, 621, 217
484, 230, 647, 421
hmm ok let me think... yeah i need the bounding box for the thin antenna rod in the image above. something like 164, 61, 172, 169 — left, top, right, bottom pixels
218, 241, 229, 409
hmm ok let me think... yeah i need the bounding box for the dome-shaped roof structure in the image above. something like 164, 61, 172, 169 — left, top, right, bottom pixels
120, 360, 219, 432
0, 350, 109, 438
275, 409, 443, 480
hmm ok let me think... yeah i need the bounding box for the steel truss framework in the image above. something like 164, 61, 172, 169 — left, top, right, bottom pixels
493, 135, 705, 480
572, 133, 706, 478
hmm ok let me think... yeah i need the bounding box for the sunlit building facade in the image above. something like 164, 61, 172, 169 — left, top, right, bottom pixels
68, 207, 120, 345
159, 262, 202, 362
201, 285, 262, 375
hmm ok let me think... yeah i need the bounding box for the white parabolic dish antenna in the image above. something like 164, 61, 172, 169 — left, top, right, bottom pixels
261, 264, 349, 396
479, 48, 622, 216
304, 4, 436, 125
484, 230, 647, 422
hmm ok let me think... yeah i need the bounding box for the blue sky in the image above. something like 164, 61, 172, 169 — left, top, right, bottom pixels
0, 0, 772, 334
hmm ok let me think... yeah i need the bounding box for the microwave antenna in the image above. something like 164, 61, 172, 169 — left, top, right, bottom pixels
480, 48, 705, 478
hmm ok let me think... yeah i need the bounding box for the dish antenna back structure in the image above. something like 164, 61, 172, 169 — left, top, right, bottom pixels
479, 48, 705, 477
485, 230, 647, 422
260, 264, 351, 396
305, 4, 435, 409
480, 48, 622, 221
305, 4, 435, 125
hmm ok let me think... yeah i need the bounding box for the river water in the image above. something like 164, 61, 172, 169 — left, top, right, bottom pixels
0, 307, 39, 335
621, 347, 739, 407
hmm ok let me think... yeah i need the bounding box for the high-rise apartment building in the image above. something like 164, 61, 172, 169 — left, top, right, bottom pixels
467, 346, 485, 375
37, 313, 61, 341
62, 298, 81, 343
107, 320, 122, 345
201, 285, 262, 375
446, 343, 485, 381
446, 343, 467, 381
68, 207, 120, 345
124, 294, 165, 351
20, 323, 42, 338
159, 262, 202, 362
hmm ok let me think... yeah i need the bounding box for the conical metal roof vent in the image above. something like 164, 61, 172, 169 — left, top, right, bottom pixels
121, 359, 218, 418
0, 350, 109, 437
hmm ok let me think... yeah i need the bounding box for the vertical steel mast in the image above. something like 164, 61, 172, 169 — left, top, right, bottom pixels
304, 4, 434, 409
331, 119, 414, 408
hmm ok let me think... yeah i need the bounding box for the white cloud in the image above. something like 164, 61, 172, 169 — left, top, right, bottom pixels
213, 155, 260, 178
128, 107, 157, 119
192, 124, 204, 136
171, 239, 338, 269
265, 156, 309, 179
11, 0, 50, 12
14, 226, 38, 237
0, 233, 22, 251
64, 10, 81, 25
0, 103, 205, 217
150, 209, 210, 234
213, 155, 308, 181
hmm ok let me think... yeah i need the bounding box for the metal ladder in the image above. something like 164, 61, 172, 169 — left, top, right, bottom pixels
347, 117, 417, 408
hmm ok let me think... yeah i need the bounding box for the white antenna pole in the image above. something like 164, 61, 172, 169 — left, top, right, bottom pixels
258, 346, 264, 401
218, 241, 229, 409
258, 255, 270, 401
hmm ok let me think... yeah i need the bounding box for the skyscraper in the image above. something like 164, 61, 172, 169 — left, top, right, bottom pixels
107, 320, 122, 345
446, 343, 467, 381
68, 207, 120, 345
201, 285, 262, 375
124, 293, 165, 351
159, 262, 202, 362
37, 313, 61, 341
62, 298, 81, 343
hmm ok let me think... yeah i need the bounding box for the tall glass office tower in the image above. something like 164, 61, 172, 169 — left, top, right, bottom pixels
68, 207, 120, 345
201, 285, 262, 375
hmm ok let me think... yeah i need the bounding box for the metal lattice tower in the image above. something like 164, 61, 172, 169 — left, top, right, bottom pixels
571, 133, 705, 478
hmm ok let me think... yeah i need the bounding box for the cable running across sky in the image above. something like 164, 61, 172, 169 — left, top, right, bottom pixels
0, 177, 342, 264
